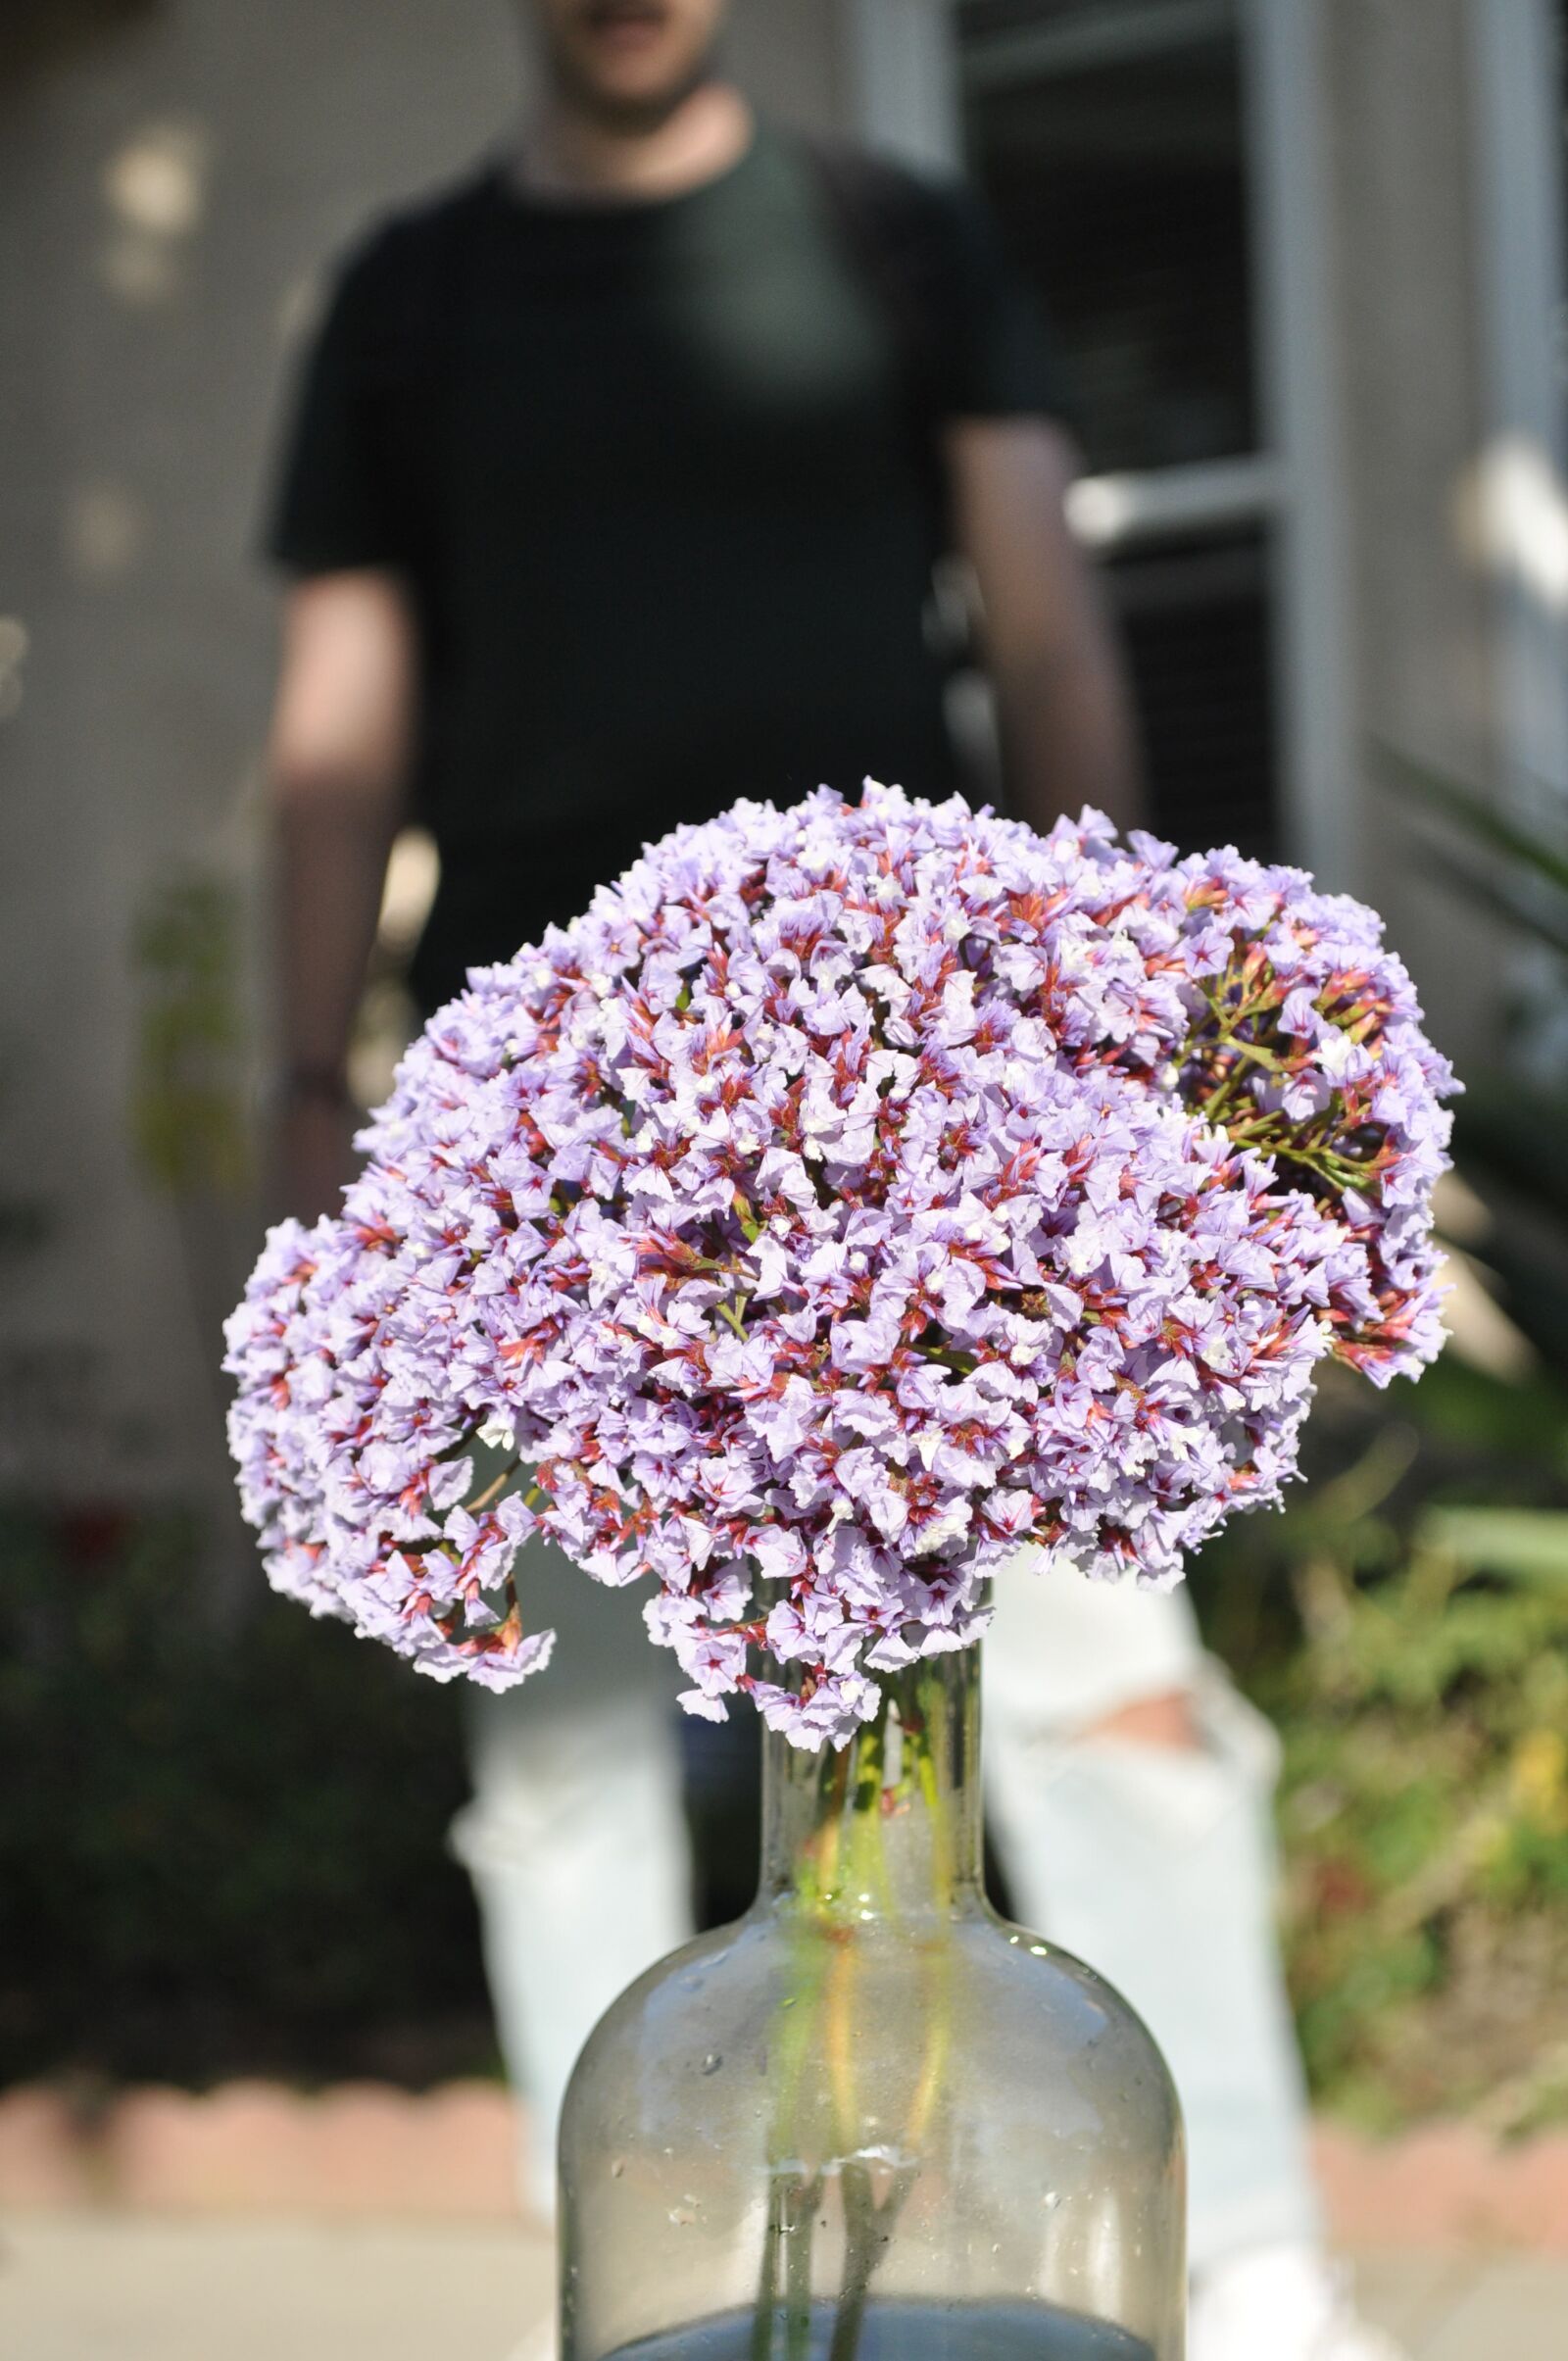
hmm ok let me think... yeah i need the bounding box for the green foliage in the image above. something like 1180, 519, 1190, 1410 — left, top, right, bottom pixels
0, 1503, 495, 2089
11, 1316, 1568, 2130
129, 873, 252, 1198
1201, 1357, 1568, 2136
0, 1061, 50, 1264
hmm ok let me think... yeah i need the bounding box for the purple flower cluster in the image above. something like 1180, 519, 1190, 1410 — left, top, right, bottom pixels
225, 786, 1455, 1745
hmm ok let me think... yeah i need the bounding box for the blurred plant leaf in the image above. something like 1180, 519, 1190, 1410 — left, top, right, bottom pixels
1413, 847, 1568, 961
1414, 1506, 1568, 1593
1375, 741, 1568, 902
128, 872, 251, 1197
1453, 1079, 1568, 1230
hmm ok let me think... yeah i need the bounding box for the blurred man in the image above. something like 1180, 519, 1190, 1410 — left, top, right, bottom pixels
264, 6, 1397, 2356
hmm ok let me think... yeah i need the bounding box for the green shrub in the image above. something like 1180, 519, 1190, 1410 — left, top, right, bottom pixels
0, 1502, 494, 2088
1200, 1355, 1568, 2134
11, 1350, 1568, 2129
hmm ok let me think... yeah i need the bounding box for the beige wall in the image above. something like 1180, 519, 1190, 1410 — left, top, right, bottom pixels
0, 2, 851, 1518
0, 2, 511, 1513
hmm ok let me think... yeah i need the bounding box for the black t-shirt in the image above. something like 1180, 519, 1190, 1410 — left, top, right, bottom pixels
268, 127, 1062, 1011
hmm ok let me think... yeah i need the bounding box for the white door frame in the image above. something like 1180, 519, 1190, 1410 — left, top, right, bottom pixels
845, 0, 961, 170
1240, 0, 1355, 887
1467, 0, 1568, 818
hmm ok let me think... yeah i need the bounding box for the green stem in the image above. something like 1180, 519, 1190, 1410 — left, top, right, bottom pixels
830, 1679, 958, 2358
784, 2175, 822, 2361
753, 1673, 965, 2361
751, 2181, 783, 2361
828, 2162, 877, 2361
465, 1455, 520, 1515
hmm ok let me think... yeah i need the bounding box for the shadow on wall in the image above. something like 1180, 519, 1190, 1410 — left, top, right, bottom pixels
0, 0, 160, 86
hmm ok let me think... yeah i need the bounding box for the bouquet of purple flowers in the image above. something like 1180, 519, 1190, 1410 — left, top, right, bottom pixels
226, 785, 1454, 1747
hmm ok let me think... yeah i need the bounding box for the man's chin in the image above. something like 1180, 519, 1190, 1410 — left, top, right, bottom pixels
548, 37, 719, 134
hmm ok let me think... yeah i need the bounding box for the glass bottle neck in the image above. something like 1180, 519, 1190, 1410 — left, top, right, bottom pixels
758, 1648, 985, 1922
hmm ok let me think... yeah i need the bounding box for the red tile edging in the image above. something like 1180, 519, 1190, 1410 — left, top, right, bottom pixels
2, 2083, 1566, 2247
0, 2082, 518, 2218
1311, 2119, 1568, 2251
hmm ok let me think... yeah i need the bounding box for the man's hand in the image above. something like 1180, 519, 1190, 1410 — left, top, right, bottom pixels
945, 416, 1144, 837
269, 570, 416, 1217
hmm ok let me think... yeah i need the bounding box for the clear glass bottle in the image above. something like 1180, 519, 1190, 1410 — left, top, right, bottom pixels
560, 1647, 1186, 2359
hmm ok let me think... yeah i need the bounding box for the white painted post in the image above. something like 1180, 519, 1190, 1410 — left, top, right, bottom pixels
1241, 0, 1358, 888
1467, 0, 1568, 815
844, 0, 963, 169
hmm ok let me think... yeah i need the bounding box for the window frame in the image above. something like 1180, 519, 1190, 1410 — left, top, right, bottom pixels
847, 0, 1355, 877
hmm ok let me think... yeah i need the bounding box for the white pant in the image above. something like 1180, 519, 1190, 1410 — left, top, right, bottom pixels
984, 1554, 1321, 2273
451, 1538, 691, 2203
451, 1543, 1320, 2269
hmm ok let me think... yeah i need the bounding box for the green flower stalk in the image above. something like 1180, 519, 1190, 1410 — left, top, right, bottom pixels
751, 1661, 975, 2359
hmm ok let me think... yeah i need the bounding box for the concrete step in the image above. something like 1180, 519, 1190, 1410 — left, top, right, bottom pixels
3, 2215, 1565, 2361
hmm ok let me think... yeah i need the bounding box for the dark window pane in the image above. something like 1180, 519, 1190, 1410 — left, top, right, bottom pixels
958, 0, 1257, 473
958, 3, 1276, 856
1110, 529, 1277, 860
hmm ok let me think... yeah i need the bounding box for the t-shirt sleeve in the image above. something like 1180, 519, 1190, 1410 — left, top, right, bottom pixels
264, 231, 412, 574
928, 182, 1075, 427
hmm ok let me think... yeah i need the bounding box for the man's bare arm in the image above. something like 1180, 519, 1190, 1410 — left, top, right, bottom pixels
945, 417, 1143, 837
270, 570, 416, 1216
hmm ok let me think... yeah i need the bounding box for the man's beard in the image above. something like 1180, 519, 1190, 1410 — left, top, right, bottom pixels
542, 29, 721, 135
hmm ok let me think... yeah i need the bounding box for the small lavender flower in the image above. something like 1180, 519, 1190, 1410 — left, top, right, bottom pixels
225, 785, 1456, 1746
